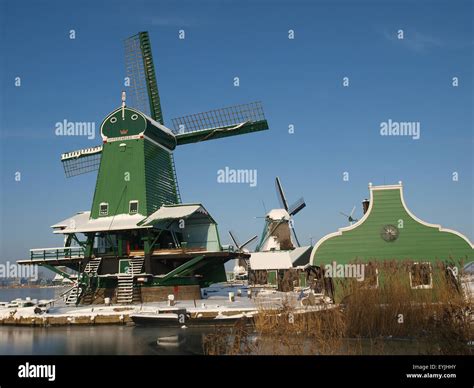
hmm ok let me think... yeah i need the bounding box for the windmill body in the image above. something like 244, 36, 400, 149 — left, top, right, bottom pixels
91, 106, 179, 219
19, 32, 269, 305
234, 178, 313, 288
258, 209, 293, 251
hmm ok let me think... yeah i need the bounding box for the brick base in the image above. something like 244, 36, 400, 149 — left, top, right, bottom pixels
85, 285, 201, 304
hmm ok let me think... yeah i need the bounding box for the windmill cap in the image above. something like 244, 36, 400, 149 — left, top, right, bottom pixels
266, 209, 290, 220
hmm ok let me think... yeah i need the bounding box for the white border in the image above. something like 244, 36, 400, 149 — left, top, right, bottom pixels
100, 107, 146, 142
409, 262, 433, 289
61, 145, 103, 161
129, 200, 139, 214
99, 202, 109, 217
311, 182, 473, 262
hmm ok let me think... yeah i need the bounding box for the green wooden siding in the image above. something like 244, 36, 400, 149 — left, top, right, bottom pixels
144, 139, 179, 214
91, 138, 179, 218
182, 222, 220, 251
101, 107, 176, 150
101, 108, 147, 138
91, 140, 147, 218
312, 187, 473, 266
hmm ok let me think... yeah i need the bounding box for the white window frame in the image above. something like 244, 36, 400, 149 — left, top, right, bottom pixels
129, 200, 139, 214
409, 262, 433, 289
99, 202, 109, 216
362, 264, 379, 289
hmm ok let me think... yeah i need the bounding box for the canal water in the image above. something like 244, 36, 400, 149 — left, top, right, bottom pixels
0, 325, 209, 355
0, 287, 209, 355
0, 288, 461, 355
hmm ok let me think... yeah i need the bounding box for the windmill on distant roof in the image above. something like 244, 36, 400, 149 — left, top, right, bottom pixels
60, 31, 269, 219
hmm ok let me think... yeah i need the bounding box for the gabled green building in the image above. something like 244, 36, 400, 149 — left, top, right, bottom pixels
310, 182, 473, 300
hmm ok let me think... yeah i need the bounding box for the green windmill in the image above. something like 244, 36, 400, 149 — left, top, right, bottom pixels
21, 32, 269, 305
62, 32, 268, 218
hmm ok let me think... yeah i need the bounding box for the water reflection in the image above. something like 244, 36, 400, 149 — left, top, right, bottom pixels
0, 325, 210, 355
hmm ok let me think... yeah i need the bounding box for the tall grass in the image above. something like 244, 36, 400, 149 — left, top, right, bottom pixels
203, 260, 472, 355
340, 260, 472, 354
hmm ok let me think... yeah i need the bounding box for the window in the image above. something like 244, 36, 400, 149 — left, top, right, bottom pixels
129, 200, 139, 214
410, 262, 433, 289
99, 203, 109, 216
363, 262, 379, 289
267, 270, 277, 286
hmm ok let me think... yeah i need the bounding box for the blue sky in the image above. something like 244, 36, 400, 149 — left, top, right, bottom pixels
0, 0, 472, 261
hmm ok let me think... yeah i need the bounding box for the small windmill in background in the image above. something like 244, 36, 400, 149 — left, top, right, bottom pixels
254, 177, 306, 252
274, 177, 306, 247
340, 206, 358, 225
228, 231, 258, 278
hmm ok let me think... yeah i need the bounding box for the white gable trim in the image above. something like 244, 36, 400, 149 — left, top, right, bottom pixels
311, 182, 473, 263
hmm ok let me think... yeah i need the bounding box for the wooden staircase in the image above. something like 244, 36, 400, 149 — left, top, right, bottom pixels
116, 257, 144, 304
65, 286, 82, 306
79, 258, 102, 305
84, 258, 102, 275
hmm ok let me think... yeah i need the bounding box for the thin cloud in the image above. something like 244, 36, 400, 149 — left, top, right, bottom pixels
383, 29, 444, 53
0, 130, 55, 139
149, 16, 198, 28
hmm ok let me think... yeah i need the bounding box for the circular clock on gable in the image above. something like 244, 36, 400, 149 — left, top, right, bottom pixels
380, 224, 399, 242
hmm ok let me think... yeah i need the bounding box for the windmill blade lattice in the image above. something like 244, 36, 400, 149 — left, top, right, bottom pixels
172, 102, 265, 134
123, 32, 181, 203
288, 197, 306, 216
124, 32, 164, 123
61, 146, 103, 178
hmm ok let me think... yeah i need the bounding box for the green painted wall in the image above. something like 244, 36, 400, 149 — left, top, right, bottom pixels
311, 186, 473, 266
91, 139, 147, 218
102, 108, 147, 138
143, 140, 179, 214
91, 138, 179, 218
101, 107, 176, 150
182, 222, 221, 251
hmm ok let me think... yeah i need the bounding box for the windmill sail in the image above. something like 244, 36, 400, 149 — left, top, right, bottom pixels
124, 31, 181, 203
61, 146, 102, 178
171, 102, 268, 145
124, 32, 164, 123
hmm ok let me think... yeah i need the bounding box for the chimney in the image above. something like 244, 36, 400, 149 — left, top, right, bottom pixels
362, 199, 370, 214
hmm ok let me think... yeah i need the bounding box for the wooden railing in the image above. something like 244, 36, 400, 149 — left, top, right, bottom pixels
29, 247, 85, 261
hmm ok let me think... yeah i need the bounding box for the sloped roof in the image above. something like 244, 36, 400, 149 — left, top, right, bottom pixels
51, 211, 149, 234
51, 204, 216, 234
249, 246, 312, 270
140, 204, 215, 226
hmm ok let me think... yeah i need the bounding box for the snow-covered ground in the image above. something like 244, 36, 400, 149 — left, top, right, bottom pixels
0, 283, 329, 322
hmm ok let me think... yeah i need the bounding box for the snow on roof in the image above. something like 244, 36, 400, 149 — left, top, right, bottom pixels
249, 246, 312, 270
250, 251, 293, 270
144, 113, 176, 137
266, 209, 290, 221
51, 211, 148, 234
141, 204, 213, 226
